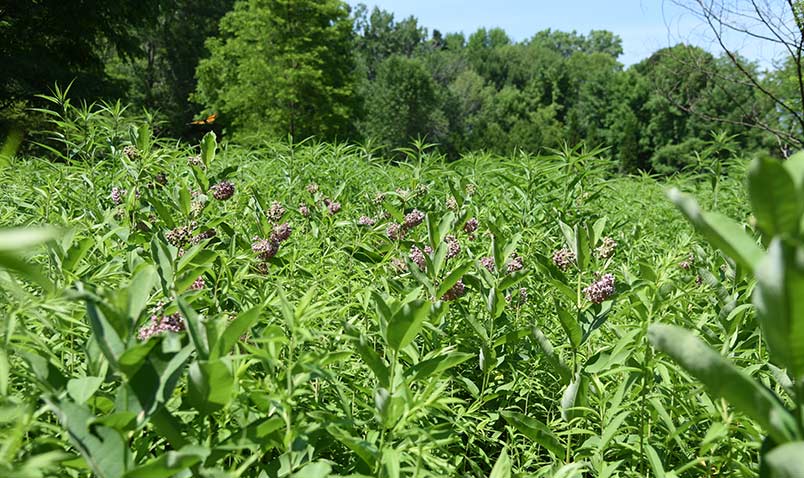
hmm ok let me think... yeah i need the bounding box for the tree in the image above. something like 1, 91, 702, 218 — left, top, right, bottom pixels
359, 55, 445, 151
672, 0, 804, 151
194, 0, 356, 141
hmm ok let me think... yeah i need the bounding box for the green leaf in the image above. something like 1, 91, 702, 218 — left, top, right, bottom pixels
648, 323, 798, 444
408, 351, 473, 381
763, 442, 804, 477
67, 377, 103, 404
754, 239, 804, 383
749, 158, 801, 237
501, 411, 565, 457
668, 188, 764, 273
384, 299, 431, 352
436, 262, 471, 298
555, 299, 582, 348
187, 359, 234, 413
645, 444, 665, 478
292, 462, 332, 478
489, 447, 511, 478
150, 236, 175, 297
561, 372, 587, 421
531, 327, 571, 384
200, 131, 217, 166
127, 265, 156, 322
0, 227, 58, 252
124, 445, 209, 478
213, 306, 262, 359
177, 297, 209, 359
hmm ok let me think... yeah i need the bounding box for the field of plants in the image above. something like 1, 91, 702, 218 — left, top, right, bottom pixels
3, 97, 804, 478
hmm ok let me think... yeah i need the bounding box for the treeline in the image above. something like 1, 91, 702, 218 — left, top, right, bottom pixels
2, 0, 799, 171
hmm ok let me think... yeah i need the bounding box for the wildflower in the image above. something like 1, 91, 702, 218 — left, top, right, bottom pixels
306, 183, 319, 194
271, 223, 292, 243
519, 287, 528, 303
138, 313, 185, 341
154, 172, 168, 186
110, 187, 127, 205
251, 236, 278, 260
391, 258, 408, 272
191, 276, 205, 290
480, 256, 495, 272
445, 235, 460, 259
409, 246, 426, 270
187, 155, 203, 167
166, 225, 191, 247
373, 192, 386, 205
552, 248, 575, 271
325, 199, 341, 215
463, 217, 479, 234
441, 280, 466, 301
123, 145, 139, 161
403, 209, 425, 229
695, 275, 703, 286
415, 183, 429, 197
506, 253, 524, 273
395, 188, 411, 201
386, 223, 404, 240
446, 196, 458, 211
465, 183, 477, 196
358, 215, 375, 226
679, 252, 695, 270
424, 245, 433, 255
595, 237, 617, 260
190, 228, 216, 245
211, 180, 235, 201
584, 273, 616, 304
267, 201, 286, 222
298, 203, 310, 217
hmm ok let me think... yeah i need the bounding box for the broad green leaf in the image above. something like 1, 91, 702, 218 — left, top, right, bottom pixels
501, 411, 565, 457
408, 351, 473, 381
124, 445, 209, 478
668, 188, 763, 273
555, 299, 582, 348
648, 323, 798, 444
187, 359, 234, 413
177, 297, 209, 359
436, 262, 471, 298
763, 441, 804, 477
489, 447, 511, 478
384, 299, 431, 352
645, 444, 665, 478
292, 461, 332, 478
754, 239, 804, 382
127, 264, 157, 322
531, 327, 571, 384
0, 227, 58, 252
67, 377, 103, 404
748, 158, 801, 237
213, 306, 262, 359
200, 131, 217, 166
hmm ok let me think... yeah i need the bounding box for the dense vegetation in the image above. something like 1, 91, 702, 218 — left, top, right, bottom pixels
6, 82, 804, 478
3, 0, 802, 172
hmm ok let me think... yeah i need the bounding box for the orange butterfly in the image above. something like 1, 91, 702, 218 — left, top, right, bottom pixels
190, 113, 217, 125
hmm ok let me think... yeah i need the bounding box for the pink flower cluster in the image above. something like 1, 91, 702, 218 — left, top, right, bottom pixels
324, 199, 341, 215
595, 237, 617, 260
679, 252, 695, 270
441, 280, 466, 301
552, 248, 575, 271
358, 215, 375, 226
299, 204, 310, 217
191, 276, 205, 290
445, 235, 460, 259
110, 187, 127, 205
506, 253, 524, 273
584, 273, 615, 304
211, 180, 235, 200
480, 256, 495, 272
267, 201, 286, 222
138, 313, 185, 341
409, 246, 427, 270
404, 209, 425, 229
306, 183, 319, 194
386, 223, 404, 240
463, 217, 478, 234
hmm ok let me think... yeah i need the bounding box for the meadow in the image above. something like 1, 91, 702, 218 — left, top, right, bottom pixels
3, 96, 804, 478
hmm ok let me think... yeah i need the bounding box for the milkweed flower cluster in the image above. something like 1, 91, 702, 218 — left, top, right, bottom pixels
507, 253, 524, 273
595, 237, 617, 260
187, 155, 203, 167
584, 273, 615, 304
552, 248, 575, 271
409, 246, 426, 270
404, 209, 424, 229
441, 280, 466, 301
446, 196, 458, 211
358, 216, 375, 226
306, 183, 319, 194
299, 204, 310, 217
166, 224, 194, 247
190, 228, 216, 245
211, 180, 235, 201
480, 256, 495, 272
123, 145, 139, 161
138, 313, 185, 341
445, 235, 461, 259
463, 217, 479, 233
251, 237, 278, 260
110, 187, 127, 205
267, 201, 286, 222
415, 183, 429, 197
191, 276, 205, 290
324, 199, 341, 215
271, 223, 292, 242
506, 287, 528, 305
386, 223, 404, 240
679, 252, 695, 270
465, 183, 477, 196
391, 258, 407, 272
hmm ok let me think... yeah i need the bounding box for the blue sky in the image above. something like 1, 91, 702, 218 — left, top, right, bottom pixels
346, 0, 784, 66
